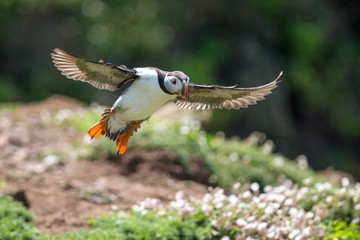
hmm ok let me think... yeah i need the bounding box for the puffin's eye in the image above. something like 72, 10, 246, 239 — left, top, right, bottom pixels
170, 79, 177, 85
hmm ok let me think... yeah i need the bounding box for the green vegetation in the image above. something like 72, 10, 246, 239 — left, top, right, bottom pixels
0, 195, 45, 240
324, 221, 360, 240
58, 210, 212, 240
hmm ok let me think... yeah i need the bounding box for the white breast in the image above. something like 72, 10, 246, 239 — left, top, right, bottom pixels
107, 68, 175, 132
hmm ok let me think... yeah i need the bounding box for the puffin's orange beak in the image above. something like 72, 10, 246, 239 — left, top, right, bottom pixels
181, 80, 189, 100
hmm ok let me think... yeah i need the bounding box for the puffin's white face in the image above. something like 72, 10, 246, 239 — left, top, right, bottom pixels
164, 73, 189, 99
164, 75, 183, 94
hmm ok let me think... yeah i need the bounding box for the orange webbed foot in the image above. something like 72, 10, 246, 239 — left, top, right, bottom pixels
88, 109, 112, 139
115, 122, 138, 155
88, 121, 106, 139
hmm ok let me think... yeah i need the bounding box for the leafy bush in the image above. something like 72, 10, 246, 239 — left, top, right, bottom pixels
324, 221, 360, 240
0, 195, 46, 240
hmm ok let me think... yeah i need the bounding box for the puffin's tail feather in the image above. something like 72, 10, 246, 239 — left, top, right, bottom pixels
88, 108, 112, 139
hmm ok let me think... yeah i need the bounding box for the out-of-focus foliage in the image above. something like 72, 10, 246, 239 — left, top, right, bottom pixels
324, 221, 360, 240
0, 0, 359, 177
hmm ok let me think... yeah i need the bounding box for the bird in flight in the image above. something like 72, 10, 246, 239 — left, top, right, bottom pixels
51, 48, 281, 155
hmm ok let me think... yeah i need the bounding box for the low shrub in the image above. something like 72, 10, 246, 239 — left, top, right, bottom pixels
0, 195, 45, 240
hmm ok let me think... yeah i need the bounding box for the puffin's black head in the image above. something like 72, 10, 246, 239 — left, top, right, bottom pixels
164, 71, 190, 100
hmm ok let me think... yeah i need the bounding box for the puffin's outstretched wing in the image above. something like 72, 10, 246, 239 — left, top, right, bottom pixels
51, 48, 137, 91
174, 72, 282, 110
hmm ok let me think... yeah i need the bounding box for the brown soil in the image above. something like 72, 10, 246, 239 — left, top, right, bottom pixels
0, 96, 208, 234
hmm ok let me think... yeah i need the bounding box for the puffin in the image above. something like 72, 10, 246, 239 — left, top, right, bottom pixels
51, 48, 282, 155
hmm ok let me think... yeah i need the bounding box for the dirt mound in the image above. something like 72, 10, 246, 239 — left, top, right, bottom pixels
117, 150, 209, 185
0, 96, 208, 234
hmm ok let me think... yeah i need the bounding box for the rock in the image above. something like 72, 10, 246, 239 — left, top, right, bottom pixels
11, 189, 31, 208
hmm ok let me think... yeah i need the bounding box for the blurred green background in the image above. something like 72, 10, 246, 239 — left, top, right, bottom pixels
0, 0, 359, 178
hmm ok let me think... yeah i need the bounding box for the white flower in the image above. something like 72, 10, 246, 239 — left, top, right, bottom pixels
355, 204, 360, 211
294, 235, 303, 240
132, 203, 144, 213
264, 185, 273, 193
215, 202, 224, 209
179, 126, 190, 135
267, 226, 277, 239
175, 191, 184, 200
262, 140, 274, 154
272, 203, 280, 210
325, 196, 333, 204
257, 222, 268, 232
242, 191, 251, 199
211, 230, 219, 236
315, 182, 332, 192
302, 226, 311, 236
170, 198, 186, 209
258, 202, 266, 209
252, 196, 260, 204
236, 218, 247, 226
341, 177, 350, 187
284, 198, 294, 206
274, 156, 284, 167
289, 207, 298, 217
247, 215, 256, 222
201, 204, 210, 213
250, 182, 260, 192
211, 219, 217, 227
302, 178, 312, 185
296, 155, 308, 169
314, 215, 321, 223
288, 229, 300, 239
179, 204, 195, 215
131, 203, 148, 215
228, 194, 238, 205
232, 183, 241, 191
305, 211, 314, 219
203, 193, 212, 202
264, 206, 275, 215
